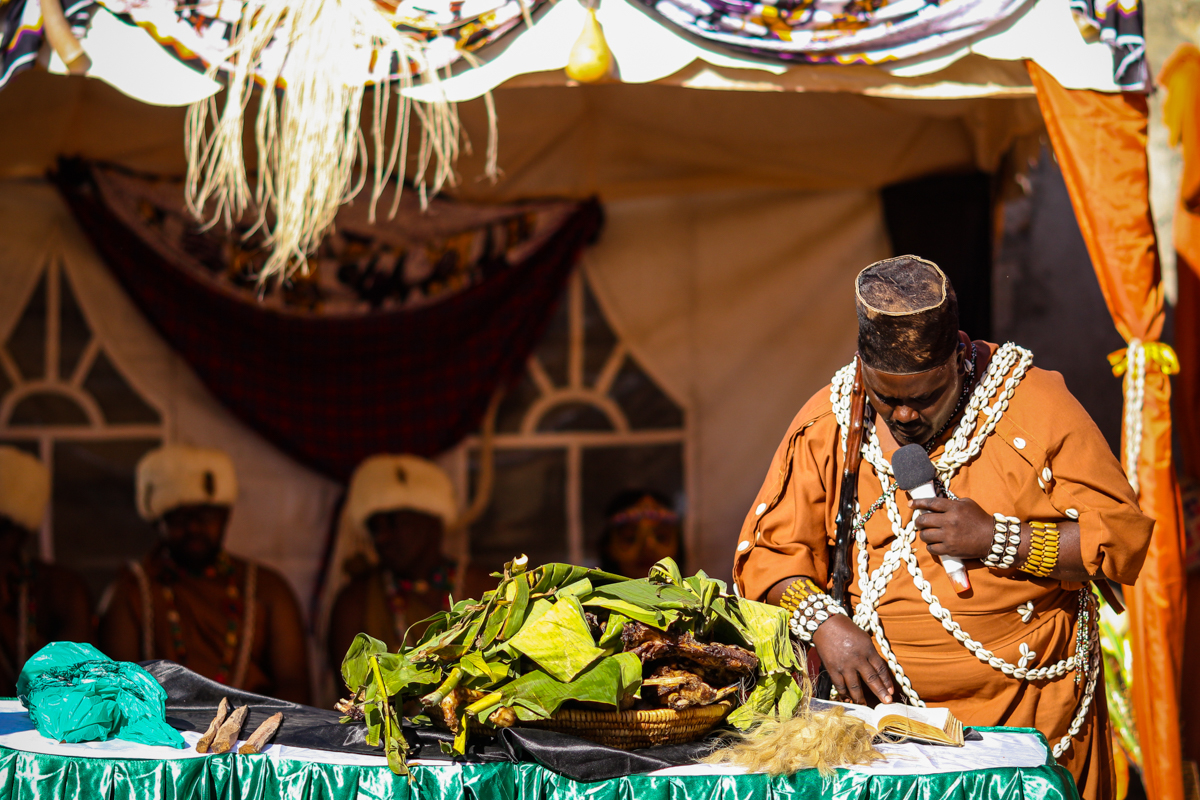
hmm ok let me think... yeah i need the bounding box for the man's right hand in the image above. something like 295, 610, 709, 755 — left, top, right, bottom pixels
812, 615, 895, 705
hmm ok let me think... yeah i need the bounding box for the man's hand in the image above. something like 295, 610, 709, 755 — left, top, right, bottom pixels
811, 615, 894, 705
911, 497, 994, 560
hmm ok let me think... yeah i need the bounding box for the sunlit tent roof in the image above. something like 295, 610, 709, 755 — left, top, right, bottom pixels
28, 0, 1132, 108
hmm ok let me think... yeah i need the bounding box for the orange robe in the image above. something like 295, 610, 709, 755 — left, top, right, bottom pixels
733, 341, 1153, 800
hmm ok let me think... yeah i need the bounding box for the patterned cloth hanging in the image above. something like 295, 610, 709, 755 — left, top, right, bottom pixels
95, 0, 550, 80
53, 159, 603, 479
1068, 0, 1147, 91
0, 0, 92, 89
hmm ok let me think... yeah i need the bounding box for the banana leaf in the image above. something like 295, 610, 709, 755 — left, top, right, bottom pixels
508, 595, 605, 681
736, 598, 800, 674
340, 556, 806, 776
342, 633, 388, 694
500, 652, 643, 719
583, 596, 665, 629
589, 579, 699, 612
726, 672, 805, 730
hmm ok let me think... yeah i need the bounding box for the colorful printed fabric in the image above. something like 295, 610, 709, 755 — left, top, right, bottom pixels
95, 0, 549, 80
53, 159, 602, 479
631, 0, 1034, 66
1068, 0, 1146, 90
0, 0, 94, 89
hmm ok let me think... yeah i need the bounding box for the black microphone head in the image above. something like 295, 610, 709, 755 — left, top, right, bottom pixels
892, 444, 936, 491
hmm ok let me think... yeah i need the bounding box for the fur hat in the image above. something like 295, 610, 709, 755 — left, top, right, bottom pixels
316, 454, 460, 665
855, 255, 960, 374
0, 447, 50, 532
344, 454, 457, 533
135, 444, 238, 521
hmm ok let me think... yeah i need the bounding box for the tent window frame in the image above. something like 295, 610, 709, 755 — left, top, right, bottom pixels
0, 259, 166, 560
449, 270, 693, 568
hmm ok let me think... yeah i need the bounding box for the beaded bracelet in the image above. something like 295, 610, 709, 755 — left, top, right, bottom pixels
1021, 521, 1060, 577
779, 577, 822, 615
984, 513, 1022, 570
789, 593, 849, 643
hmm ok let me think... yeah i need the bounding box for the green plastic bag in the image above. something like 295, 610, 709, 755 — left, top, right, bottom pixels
17, 642, 185, 748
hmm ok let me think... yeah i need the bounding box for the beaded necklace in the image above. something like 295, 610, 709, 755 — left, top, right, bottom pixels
159, 551, 243, 685
922, 343, 977, 455
830, 342, 1099, 759
382, 564, 455, 645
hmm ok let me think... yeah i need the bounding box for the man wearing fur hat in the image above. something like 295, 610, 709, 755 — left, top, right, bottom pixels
100, 444, 311, 704
322, 454, 491, 672
733, 256, 1153, 800
0, 447, 92, 694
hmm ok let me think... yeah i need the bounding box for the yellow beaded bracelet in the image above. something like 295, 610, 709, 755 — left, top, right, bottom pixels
1020, 521, 1060, 578
780, 577, 823, 614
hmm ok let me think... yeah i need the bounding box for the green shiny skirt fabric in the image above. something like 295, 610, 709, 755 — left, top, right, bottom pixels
0, 729, 1081, 800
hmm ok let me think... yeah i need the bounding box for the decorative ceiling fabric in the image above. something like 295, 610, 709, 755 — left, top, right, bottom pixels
52, 159, 603, 479
96, 0, 550, 80
625, 0, 1146, 88
1067, 0, 1146, 91
633, 0, 1035, 64
0, 0, 93, 89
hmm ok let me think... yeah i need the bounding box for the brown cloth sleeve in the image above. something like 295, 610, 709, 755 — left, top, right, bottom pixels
732, 392, 840, 601
1010, 369, 1154, 585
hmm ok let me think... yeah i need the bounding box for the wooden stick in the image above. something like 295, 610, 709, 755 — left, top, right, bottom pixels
195, 698, 229, 754
238, 712, 284, 755
210, 705, 249, 755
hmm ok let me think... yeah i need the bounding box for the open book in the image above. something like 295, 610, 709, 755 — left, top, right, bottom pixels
811, 699, 965, 746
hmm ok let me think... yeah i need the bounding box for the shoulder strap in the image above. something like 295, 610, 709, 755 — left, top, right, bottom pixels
231, 562, 257, 690
128, 560, 155, 662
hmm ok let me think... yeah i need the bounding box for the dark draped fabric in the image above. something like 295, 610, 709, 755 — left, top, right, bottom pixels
53, 160, 602, 480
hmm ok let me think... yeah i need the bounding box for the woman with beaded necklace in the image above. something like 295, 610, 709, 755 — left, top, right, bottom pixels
733, 256, 1152, 800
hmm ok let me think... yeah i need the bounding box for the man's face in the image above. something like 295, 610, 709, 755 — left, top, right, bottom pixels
160, 504, 230, 570
367, 509, 444, 578
861, 348, 964, 447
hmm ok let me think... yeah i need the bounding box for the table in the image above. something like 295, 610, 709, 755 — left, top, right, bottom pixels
0, 701, 1081, 799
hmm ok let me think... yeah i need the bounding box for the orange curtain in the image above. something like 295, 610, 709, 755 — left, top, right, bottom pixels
1028, 62, 1186, 800
1160, 43, 1200, 772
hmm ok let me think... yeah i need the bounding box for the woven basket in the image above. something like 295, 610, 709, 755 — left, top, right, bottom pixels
520, 701, 733, 750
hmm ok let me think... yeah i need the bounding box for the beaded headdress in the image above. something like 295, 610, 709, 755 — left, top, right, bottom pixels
855, 255, 960, 375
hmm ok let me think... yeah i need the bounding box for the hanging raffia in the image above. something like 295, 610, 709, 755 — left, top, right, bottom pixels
184, 0, 485, 281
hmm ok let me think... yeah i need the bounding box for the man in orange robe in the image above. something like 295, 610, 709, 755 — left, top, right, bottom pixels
733, 256, 1152, 800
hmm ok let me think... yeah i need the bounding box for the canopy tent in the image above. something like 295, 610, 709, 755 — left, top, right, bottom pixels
0, 0, 1182, 796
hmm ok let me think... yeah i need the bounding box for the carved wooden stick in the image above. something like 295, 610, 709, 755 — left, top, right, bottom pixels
238, 712, 284, 754
195, 698, 229, 754
210, 705, 249, 754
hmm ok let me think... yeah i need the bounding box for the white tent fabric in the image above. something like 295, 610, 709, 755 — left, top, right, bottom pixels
583, 186, 888, 573
0, 181, 341, 604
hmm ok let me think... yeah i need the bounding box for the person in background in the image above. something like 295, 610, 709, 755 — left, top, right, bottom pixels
322, 454, 491, 672
99, 444, 311, 704
0, 447, 92, 694
599, 489, 684, 578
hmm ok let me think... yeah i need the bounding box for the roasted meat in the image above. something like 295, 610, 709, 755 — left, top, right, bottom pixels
642, 664, 718, 710
621, 621, 758, 685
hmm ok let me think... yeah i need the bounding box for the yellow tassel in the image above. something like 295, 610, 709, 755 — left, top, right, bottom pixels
566, 7, 612, 84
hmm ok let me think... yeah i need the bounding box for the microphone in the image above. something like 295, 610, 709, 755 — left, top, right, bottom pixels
891, 444, 971, 593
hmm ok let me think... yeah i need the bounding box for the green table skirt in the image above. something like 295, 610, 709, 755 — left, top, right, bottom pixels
0, 733, 1082, 800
